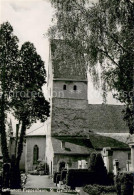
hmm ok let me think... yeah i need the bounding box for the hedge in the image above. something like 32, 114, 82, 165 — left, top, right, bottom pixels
60, 169, 67, 183
66, 169, 95, 188
53, 172, 60, 183
114, 172, 133, 195
56, 174, 61, 184
83, 184, 116, 195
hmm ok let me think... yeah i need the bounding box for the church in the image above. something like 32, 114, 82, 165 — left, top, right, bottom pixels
3, 39, 131, 175
45, 39, 130, 175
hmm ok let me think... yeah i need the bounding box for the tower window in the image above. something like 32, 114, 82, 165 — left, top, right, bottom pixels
63, 85, 66, 90
33, 145, 39, 164
73, 85, 77, 90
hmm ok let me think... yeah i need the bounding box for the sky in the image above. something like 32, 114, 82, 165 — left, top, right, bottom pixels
0, 0, 120, 135
0, 0, 53, 135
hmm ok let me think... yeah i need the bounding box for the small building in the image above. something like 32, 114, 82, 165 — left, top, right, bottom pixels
46, 136, 94, 175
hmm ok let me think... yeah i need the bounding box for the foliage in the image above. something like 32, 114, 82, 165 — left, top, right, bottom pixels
56, 174, 61, 184
0, 22, 50, 188
89, 152, 108, 185
53, 172, 60, 183
0, 22, 19, 162
107, 172, 114, 185
114, 172, 133, 195
10, 41, 50, 165
83, 184, 116, 195
65, 154, 108, 188
66, 169, 95, 189
60, 169, 67, 184
49, 0, 134, 133
36, 161, 46, 171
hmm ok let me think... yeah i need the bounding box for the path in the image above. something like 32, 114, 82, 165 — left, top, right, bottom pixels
10, 175, 77, 194
24, 175, 56, 189
11, 192, 75, 195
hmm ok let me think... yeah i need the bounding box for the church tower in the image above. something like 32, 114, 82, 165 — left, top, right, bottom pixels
47, 39, 88, 136
48, 39, 88, 108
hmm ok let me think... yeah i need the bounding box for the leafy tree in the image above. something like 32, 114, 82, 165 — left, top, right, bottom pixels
0, 22, 50, 188
0, 22, 19, 162
10, 42, 50, 188
49, 0, 134, 133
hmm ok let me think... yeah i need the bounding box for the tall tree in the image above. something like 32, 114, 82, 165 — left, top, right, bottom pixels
10, 42, 50, 188
0, 22, 50, 188
0, 22, 19, 162
48, 0, 134, 133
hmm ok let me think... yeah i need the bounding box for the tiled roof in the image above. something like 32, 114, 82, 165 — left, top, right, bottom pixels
88, 133, 129, 150
51, 137, 94, 155
50, 39, 87, 80
52, 104, 129, 135
87, 104, 128, 133
51, 134, 129, 155
97, 133, 130, 144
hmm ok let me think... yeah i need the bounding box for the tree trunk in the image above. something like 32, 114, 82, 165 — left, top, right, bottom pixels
15, 123, 20, 158
10, 155, 21, 189
0, 95, 10, 163
17, 119, 27, 163
10, 118, 27, 189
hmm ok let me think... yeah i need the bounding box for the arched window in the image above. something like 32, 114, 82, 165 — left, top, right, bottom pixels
73, 85, 77, 90
63, 84, 66, 90
33, 145, 39, 164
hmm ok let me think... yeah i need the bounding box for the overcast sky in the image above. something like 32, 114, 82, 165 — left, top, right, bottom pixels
0, 0, 52, 70
0, 0, 53, 135
0, 0, 120, 135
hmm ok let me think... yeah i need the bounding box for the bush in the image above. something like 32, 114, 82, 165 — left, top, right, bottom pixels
53, 172, 60, 183
66, 169, 95, 189
83, 184, 116, 195
107, 172, 114, 185
56, 174, 61, 184
89, 152, 108, 185
60, 169, 67, 184
115, 172, 133, 195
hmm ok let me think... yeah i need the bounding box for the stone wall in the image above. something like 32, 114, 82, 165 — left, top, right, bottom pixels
113, 150, 130, 169
53, 154, 90, 173
52, 98, 88, 109
53, 80, 87, 100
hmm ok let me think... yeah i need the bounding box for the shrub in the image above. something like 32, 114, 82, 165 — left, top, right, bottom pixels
56, 174, 61, 184
115, 172, 133, 195
107, 172, 114, 185
66, 169, 95, 189
37, 161, 45, 171
53, 172, 60, 183
89, 152, 108, 185
83, 184, 116, 195
60, 169, 67, 183
84, 185, 101, 195
89, 152, 97, 171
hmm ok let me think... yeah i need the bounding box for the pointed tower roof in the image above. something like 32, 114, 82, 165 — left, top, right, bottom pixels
50, 39, 87, 80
